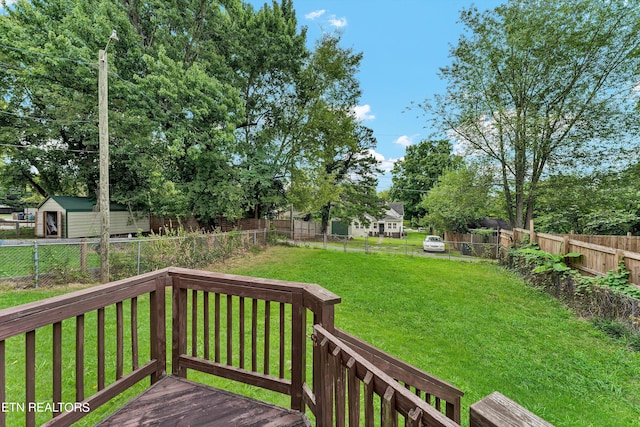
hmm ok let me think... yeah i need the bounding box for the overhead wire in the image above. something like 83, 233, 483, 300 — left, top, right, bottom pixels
0, 42, 95, 67
0, 109, 97, 124
0, 142, 98, 154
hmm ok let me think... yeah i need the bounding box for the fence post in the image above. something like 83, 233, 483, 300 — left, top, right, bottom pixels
33, 241, 39, 288
137, 240, 142, 275
80, 239, 88, 273
529, 219, 537, 245
365, 235, 368, 254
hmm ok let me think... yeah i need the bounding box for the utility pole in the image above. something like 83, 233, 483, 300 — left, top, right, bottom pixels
99, 30, 118, 283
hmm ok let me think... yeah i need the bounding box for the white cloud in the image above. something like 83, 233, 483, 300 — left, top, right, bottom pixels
351, 104, 375, 122
328, 15, 348, 28
305, 9, 326, 20
393, 134, 419, 148
367, 149, 402, 173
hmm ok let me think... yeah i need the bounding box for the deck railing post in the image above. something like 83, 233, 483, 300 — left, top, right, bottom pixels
172, 276, 187, 377
316, 336, 333, 427
151, 275, 167, 383
290, 292, 305, 411
311, 300, 337, 423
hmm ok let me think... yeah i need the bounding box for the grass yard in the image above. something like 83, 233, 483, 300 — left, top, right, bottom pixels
213, 246, 640, 427
1, 246, 639, 426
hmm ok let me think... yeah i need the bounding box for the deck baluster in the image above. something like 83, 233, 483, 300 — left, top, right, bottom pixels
381, 386, 397, 427
214, 292, 220, 363
191, 290, 198, 357
279, 302, 285, 379
131, 297, 139, 370
116, 302, 123, 379
227, 294, 233, 365
363, 371, 374, 427
239, 296, 245, 369
98, 308, 105, 389
333, 347, 346, 427
76, 315, 84, 401
264, 300, 270, 375
53, 322, 62, 416
203, 291, 210, 360
26, 330, 36, 427
251, 298, 258, 371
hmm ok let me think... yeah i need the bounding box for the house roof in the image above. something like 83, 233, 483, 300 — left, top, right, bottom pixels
380, 202, 404, 221
389, 202, 404, 217
40, 196, 129, 212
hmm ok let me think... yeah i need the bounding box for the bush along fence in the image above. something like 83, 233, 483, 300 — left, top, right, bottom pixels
500, 224, 640, 336
500, 224, 640, 286
0, 229, 269, 288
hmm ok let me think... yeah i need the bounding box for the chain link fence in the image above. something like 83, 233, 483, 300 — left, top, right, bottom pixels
274, 231, 500, 259
0, 229, 270, 288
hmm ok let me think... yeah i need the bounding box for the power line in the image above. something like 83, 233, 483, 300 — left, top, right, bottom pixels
0, 142, 98, 154
0, 42, 95, 67
0, 109, 96, 124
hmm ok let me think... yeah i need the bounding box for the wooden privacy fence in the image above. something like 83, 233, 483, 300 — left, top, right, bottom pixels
272, 219, 324, 239
501, 228, 640, 285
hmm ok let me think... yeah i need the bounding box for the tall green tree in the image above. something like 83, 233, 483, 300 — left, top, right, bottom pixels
424, 0, 640, 229
288, 34, 383, 232
224, 0, 308, 219
420, 163, 493, 233
390, 139, 462, 223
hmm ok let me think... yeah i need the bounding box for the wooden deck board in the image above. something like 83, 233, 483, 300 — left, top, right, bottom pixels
95, 376, 309, 427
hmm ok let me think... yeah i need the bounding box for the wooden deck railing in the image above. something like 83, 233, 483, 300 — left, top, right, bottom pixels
0, 269, 168, 427
334, 328, 463, 424
0, 267, 468, 427
313, 325, 459, 427
168, 267, 341, 412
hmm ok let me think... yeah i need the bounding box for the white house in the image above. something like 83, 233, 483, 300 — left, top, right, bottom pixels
35, 196, 150, 238
335, 202, 405, 238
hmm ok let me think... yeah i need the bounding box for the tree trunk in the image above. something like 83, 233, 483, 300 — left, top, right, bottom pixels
320, 203, 331, 235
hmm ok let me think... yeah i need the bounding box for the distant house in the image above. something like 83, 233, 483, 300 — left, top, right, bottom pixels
36, 196, 150, 238
334, 202, 405, 239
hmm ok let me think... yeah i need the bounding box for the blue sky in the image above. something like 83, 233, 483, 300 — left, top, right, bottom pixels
248, 0, 504, 190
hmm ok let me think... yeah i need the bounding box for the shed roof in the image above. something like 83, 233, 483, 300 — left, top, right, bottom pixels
40, 196, 129, 212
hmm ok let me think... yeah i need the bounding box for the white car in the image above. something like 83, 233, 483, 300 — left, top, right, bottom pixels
423, 235, 445, 252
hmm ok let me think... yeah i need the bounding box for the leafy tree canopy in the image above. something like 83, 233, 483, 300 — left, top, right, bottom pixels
0, 1, 380, 224
390, 139, 462, 223
420, 163, 493, 233
422, 0, 640, 229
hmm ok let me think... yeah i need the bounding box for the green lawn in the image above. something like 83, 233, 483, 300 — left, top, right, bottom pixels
1, 246, 639, 426
215, 246, 640, 427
